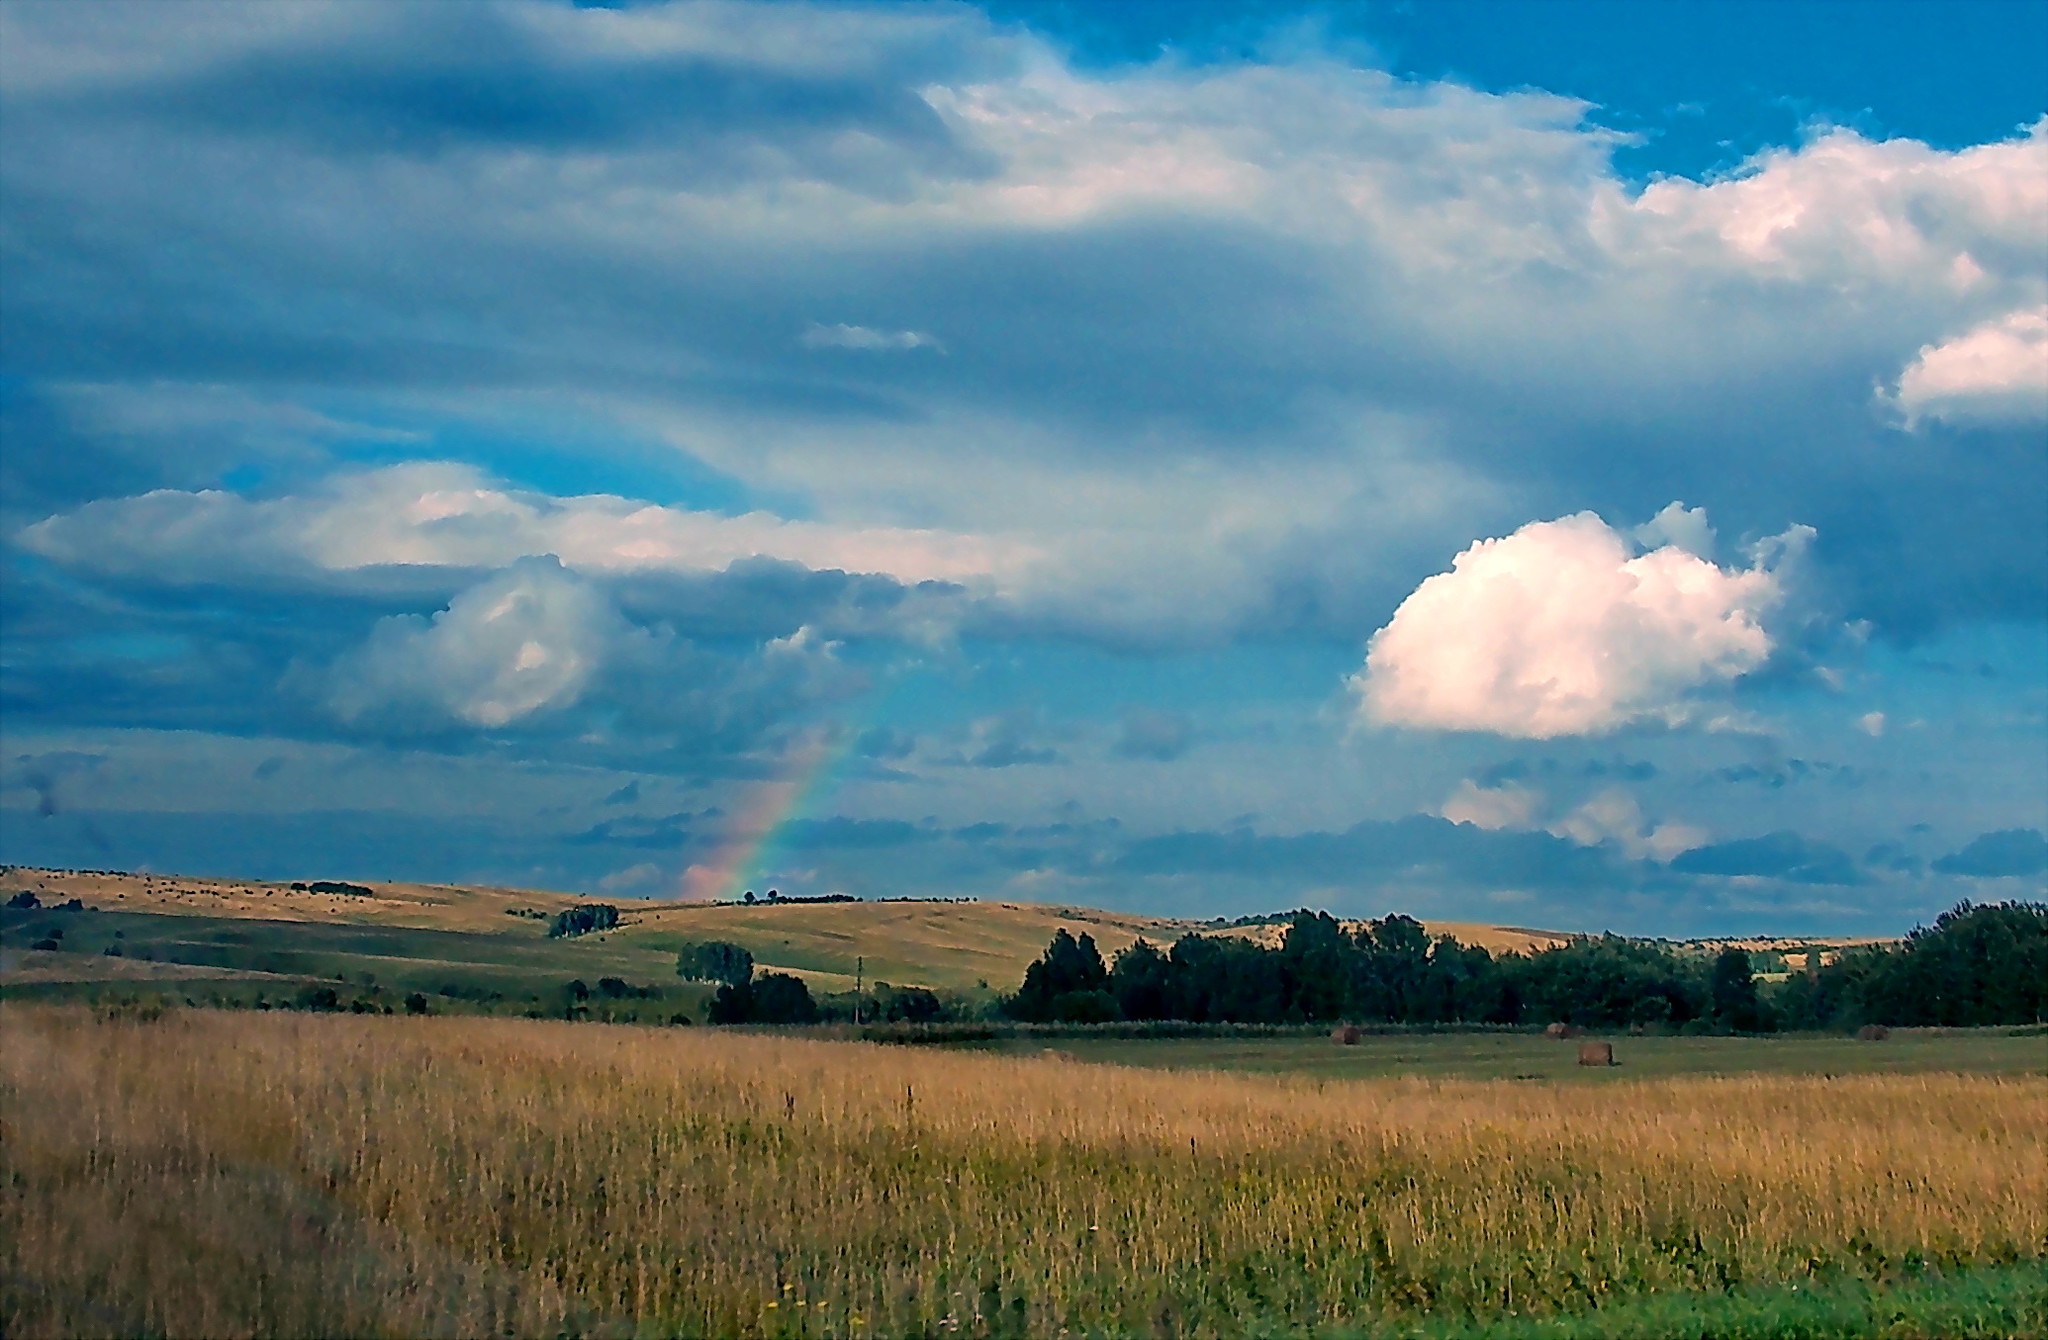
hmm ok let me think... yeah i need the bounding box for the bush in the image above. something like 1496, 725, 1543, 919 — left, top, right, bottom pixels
6, 891, 39, 909
404, 992, 429, 1015
306, 881, 374, 897
882, 986, 945, 1023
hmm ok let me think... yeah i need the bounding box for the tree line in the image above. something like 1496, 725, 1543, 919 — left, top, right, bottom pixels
1004, 901, 2046, 1032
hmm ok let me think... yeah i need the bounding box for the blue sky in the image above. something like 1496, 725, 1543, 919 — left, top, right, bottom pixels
2, 0, 2043, 934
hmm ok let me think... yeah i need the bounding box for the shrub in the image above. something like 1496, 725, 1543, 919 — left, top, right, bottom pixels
882, 986, 944, 1023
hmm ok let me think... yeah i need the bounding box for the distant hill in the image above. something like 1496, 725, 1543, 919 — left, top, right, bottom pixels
0, 865, 1888, 999
0, 865, 1593, 994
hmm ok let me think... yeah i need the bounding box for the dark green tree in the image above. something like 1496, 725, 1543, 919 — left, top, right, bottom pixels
707, 971, 819, 1024
1005, 928, 1114, 1022
676, 940, 755, 986
1709, 947, 1766, 1032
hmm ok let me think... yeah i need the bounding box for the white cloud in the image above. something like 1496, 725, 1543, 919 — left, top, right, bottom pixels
1355, 508, 1797, 738
1857, 711, 1887, 737
802, 322, 944, 353
5, 5, 2043, 647
1889, 307, 2048, 426
328, 558, 618, 728
1549, 788, 1706, 862
19, 462, 1024, 589
1440, 779, 1541, 830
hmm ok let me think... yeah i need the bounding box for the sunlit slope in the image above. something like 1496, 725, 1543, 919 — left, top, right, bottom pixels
612, 900, 1187, 993
7, 866, 1606, 993
0, 865, 590, 932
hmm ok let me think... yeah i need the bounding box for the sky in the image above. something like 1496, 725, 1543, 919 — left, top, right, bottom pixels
1, 0, 2044, 936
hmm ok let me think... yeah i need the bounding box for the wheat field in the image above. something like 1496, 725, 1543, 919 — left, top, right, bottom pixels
2, 1005, 2043, 1338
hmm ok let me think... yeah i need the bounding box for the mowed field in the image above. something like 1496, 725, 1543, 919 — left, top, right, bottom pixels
4, 1005, 2044, 1340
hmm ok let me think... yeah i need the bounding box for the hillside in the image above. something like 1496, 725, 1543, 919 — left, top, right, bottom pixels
1, 865, 1600, 997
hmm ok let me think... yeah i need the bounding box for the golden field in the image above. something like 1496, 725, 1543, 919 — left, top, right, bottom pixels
2, 865, 1597, 996
3, 1005, 2042, 1338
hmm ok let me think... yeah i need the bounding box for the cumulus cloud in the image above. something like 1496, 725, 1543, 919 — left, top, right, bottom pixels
327, 557, 619, 729
1439, 779, 1541, 830
1354, 508, 1801, 738
1889, 307, 2048, 426
1548, 788, 1707, 862
4, 4, 2042, 643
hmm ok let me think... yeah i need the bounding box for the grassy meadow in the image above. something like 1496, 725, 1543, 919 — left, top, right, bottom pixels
5, 1004, 2044, 1339
971, 1027, 2048, 1082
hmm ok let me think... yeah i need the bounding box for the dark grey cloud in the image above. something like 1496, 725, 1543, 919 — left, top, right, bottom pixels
1932, 828, 2048, 878
1116, 814, 1633, 892
38, 1, 1001, 183
1669, 831, 1866, 886
564, 810, 698, 850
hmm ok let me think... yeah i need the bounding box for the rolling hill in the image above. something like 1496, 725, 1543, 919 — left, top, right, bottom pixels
1, 865, 1889, 1008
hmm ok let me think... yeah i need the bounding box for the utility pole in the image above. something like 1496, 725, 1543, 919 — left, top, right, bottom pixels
854, 955, 863, 1024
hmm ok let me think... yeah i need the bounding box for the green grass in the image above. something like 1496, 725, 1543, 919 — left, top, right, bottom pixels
973, 1028, 2048, 1081
0, 907, 712, 1020
1339, 1265, 2048, 1339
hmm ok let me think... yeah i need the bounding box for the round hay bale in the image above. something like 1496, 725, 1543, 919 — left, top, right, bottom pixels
1544, 1022, 1581, 1039
1331, 1024, 1363, 1045
1855, 1024, 1891, 1041
1577, 1040, 1615, 1067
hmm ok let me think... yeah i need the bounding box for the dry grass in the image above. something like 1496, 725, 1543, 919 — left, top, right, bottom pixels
3, 1005, 2042, 1338
3, 865, 1578, 992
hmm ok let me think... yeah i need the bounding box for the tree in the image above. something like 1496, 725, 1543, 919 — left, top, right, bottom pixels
1108, 939, 1173, 1020
548, 904, 620, 939
1280, 911, 1349, 1021
1709, 947, 1766, 1032
709, 971, 818, 1025
1005, 929, 1113, 1021
1857, 901, 2047, 1026
677, 940, 755, 986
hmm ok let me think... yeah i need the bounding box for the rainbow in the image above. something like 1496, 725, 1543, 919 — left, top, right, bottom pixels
678, 726, 865, 903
